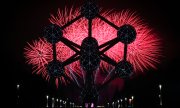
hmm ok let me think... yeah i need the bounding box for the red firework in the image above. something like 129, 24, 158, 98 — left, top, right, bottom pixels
24, 38, 52, 83
24, 38, 52, 74
50, 9, 162, 73
24, 38, 81, 87
24, 8, 162, 87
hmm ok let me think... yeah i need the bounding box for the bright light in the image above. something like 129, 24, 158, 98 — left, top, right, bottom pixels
56, 99, 58, 102
46, 95, 49, 107
17, 84, 20, 89
159, 94, 161, 97
159, 84, 162, 90
131, 96, 134, 100
125, 98, 127, 101
129, 99, 132, 102
91, 103, 94, 107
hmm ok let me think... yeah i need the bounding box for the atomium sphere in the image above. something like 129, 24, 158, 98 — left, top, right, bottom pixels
117, 24, 136, 44
80, 37, 100, 73
46, 60, 64, 78
115, 60, 133, 78
43, 24, 63, 44
81, 1, 99, 19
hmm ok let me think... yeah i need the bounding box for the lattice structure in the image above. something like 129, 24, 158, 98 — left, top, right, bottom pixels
41, 1, 136, 107
27, 1, 137, 107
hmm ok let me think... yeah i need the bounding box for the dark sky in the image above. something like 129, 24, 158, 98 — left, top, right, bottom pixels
4, 0, 180, 107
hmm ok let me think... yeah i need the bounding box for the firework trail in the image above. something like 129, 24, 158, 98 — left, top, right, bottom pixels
24, 7, 162, 87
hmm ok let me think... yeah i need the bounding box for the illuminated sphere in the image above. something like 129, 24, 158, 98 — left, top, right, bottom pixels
81, 2, 99, 19
46, 60, 64, 78
117, 24, 136, 44
115, 60, 133, 78
43, 24, 63, 44
80, 37, 100, 72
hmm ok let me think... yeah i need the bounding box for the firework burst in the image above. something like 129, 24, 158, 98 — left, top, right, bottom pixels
24, 38, 52, 74
50, 9, 162, 73
100, 10, 162, 73
24, 38, 81, 87
24, 7, 162, 87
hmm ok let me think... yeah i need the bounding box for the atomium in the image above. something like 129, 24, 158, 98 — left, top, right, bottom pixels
24, 0, 163, 106
24, 1, 144, 107
25, 1, 138, 89
26, 1, 137, 87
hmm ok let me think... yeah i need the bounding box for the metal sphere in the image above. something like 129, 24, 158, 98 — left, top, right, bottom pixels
81, 2, 99, 19
80, 37, 100, 72
117, 24, 136, 44
46, 60, 64, 78
115, 60, 133, 78
43, 24, 63, 44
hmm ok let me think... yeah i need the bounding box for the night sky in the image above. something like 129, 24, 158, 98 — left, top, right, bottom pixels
4, 0, 180, 107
